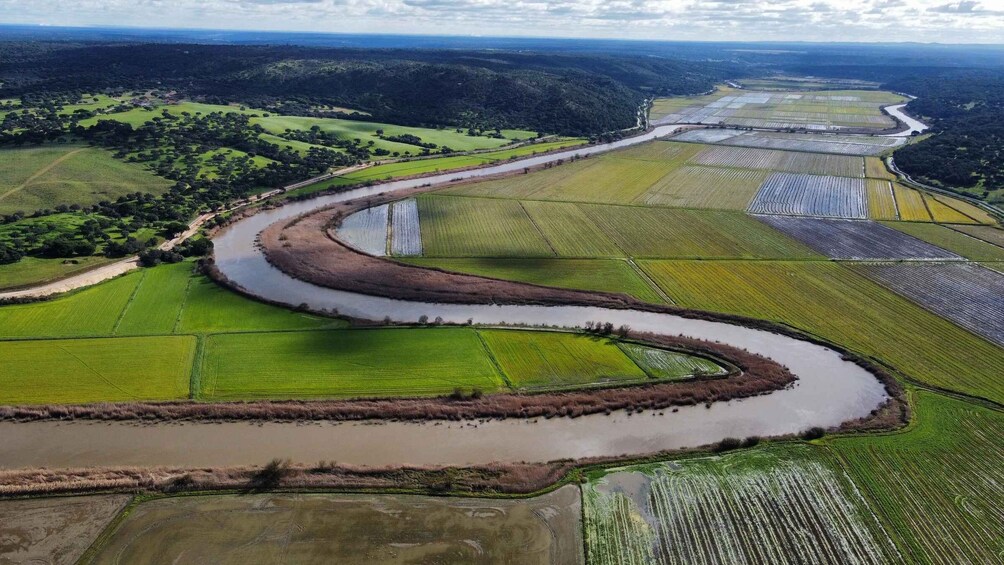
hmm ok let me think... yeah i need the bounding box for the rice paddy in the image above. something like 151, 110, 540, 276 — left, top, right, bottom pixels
636, 165, 766, 210
639, 260, 1004, 403
756, 217, 960, 260
336, 203, 389, 256
583, 446, 899, 565
0, 495, 132, 565
389, 198, 422, 256
399, 257, 666, 303
748, 172, 867, 218
865, 179, 898, 220
892, 184, 932, 221
829, 391, 1004, 563
87, 488, 584, 565
951, 224, 1004, 247
674, 129, 903, 156
417, 196, 554, 257
857, 262, 1004, 347
886, 222, 1004, 261
692, 146, 864, 177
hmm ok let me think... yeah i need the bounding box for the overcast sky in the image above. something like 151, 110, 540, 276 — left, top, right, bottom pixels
1, 0, 1003, 44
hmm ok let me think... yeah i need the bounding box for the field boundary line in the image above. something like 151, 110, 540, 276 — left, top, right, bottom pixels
626, 258, 676, 305
944, 225, 1004, 252
56, 342, 137, 400
0, 146, 87, 202
888, 181, 901, 220
518, 200, 559, 257
473, 329, 514, 389
111, 269, 147, 335
172, 274, 196, 334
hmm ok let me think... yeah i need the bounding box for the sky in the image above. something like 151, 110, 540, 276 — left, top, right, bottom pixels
1, 0, 1003, 44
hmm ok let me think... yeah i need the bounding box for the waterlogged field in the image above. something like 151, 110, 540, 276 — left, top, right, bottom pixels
0, 145, 171, 214
336, 203, 389, 256
830, 391, 1004, 563
639, 260, 1004, 403
673, 129, 903, 156
886, 222, 1004, 261
692, 146, 864, 178
748, 173, 867, 218
0, 495, 131, 565
857, 262, 1004, 347
389, 198, 422, 256
652, 89, 904, 131
400, 257, 665, 303
756, 217, 959, 260
618, 342, 725, 379
88, 488, 584, 565
584, 446, 899, 565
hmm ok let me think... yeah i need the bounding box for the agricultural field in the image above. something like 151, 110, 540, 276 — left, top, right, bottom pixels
865, 157, 896, 180
674, 128, 904, 156
0, 495, 132, 565
951, 224, 1004, 247
886, 222, 1004, 261
336, 203, 389, 256
638, 260, 1004, 403
865, 179, 898, 220
199, 328, 505, 399
691, 146, 864, 178
415, 196, 820, 259
922, 193, 977, 224
856, 262, 1004, 347
829, 391, 1004, 563
87, 488, 583, 565
618, 342, 726, 379
652, 89, 904, 131
756, 217, 960, 260
892, 184, 932, 221
0, 144, 171, 215
747, 172, 867, 218
399, 257, 665, 303
480, 329, 654, 390
389, 198, 422, 256
926, 195, 998, 224
636, 165, 766, 210
584, 446, 899, 564
0, 335, 195, 403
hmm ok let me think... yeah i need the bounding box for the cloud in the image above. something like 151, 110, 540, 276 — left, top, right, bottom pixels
0, 0, 1001, 43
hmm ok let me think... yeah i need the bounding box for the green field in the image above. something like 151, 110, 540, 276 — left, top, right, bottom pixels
829, 391, 1004, 563
639, 260, 1004, 403
584, 445, 899, 564
0, 336, 195, 403
0, 256, 115, 291
618, 342, 725, 379
0, 144, 171, 215
416, 195, 819, 260
200, 328, 505, 399
885, 222, 1004, 261
952, 224, 1004, 247
399, 258, 665, 303
480, 330, 647, 389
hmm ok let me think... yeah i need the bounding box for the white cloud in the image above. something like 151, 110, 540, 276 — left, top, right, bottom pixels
0, 0, 1001, 43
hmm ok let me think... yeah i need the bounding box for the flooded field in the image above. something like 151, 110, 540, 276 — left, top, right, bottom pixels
0, 495, 130, 565
88, 487, 583, 565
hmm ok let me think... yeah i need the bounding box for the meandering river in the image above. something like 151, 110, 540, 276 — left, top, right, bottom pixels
0, 124, 895, 470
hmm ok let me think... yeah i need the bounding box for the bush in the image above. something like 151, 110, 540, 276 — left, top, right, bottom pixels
801, 427, 826, 440
713, 437, 743, 452
138, 249, 184, 267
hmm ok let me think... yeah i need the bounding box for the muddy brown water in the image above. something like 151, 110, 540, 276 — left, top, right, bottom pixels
0, 124, 888, 470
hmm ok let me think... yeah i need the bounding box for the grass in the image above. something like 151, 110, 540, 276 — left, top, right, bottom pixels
0, 336, 195, 403
0, 144, 171, 215
479, 330, 646, 390
199, 328, 505, 399
0, 256, 115, 291
399, 257, 665, 303
639, 260, 1004, 403
583, 445, 899, 565
884, 222, 1004, 261
417, 196, 554, 257
829, 390, 1004, 563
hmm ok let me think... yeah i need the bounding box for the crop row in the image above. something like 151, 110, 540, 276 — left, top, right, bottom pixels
636, 165, 766, 210
756, 216, 959, 260
748, 172, 867, 218
389, 198, 422, 256
335, 204, 389, 256
693, 146, 864, 178
639, 260, 1004, 403
857, 262, 1004, 347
